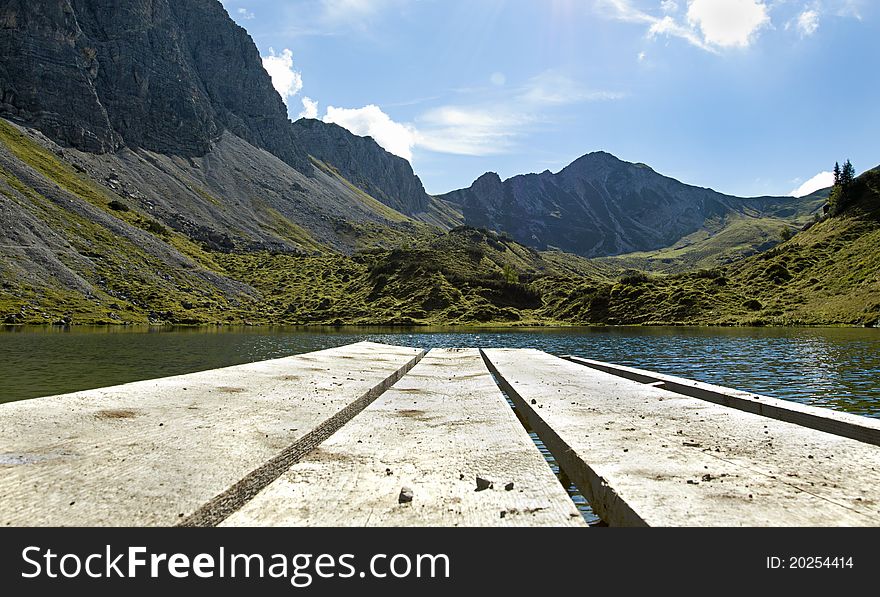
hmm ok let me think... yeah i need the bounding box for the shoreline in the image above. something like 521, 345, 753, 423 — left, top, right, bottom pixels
2, 321, 876, 331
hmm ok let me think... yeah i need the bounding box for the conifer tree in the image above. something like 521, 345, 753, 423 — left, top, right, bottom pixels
829, 160, 857, 215
841, 160, 855, 188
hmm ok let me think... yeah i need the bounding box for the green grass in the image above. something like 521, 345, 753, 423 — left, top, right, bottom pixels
0, 121, 245, 325
254, 202, 327, 253
599, 215, 803, 273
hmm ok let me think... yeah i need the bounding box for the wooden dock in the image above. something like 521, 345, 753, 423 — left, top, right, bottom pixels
1, 342, 879, 527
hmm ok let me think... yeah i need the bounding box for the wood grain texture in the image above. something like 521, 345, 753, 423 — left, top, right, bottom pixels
564, 356, 880, 446
224, 349, 586, 527
483, 349, 880, 527
0, 342, 423, 526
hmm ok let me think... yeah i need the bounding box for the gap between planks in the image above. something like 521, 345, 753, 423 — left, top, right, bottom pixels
482, 348, 880, 527
222, 349, 586, 527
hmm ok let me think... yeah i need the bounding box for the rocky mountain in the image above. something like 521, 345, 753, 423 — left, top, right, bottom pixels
0, 0, 433, 220
0, 0, 458, 324
544, 165, 880, 327
440, 151, 825, 259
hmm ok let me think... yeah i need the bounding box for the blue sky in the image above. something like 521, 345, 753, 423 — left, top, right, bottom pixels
222, 0, 878, 198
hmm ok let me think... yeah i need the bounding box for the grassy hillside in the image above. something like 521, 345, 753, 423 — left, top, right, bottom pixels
723, 169, 880, 325
1, 118, 876, 328
546, 169, 879, 326
0, 119, 433, 325
212, 228, 610, 326
598, 195, 826, 274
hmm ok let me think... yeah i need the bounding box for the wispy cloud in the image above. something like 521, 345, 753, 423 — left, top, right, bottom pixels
517, 71, 627, 105
596, 0, 716, 52
601, 0, 868, 51
412, 72, 626, 157
831, 0, 866, 20
309, 71, 626, 161
415, 105, 531, 156
597, 0, 771, 52
317, 0, 407, 31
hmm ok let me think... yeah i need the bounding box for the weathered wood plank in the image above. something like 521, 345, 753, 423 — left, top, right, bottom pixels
0, 342, 423, 527
224, 349, 586, 527
482, 349, 880, 527
563, 355, 880, 446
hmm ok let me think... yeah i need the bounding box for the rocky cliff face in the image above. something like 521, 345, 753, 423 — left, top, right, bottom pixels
0, 0, 431, 214
0, 0, 119, 152
440, 152, 821, 257
292, 119, 430, 215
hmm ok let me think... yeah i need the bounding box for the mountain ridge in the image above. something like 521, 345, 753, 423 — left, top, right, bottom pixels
0, 0, 434, 218
439, 151, 825, 260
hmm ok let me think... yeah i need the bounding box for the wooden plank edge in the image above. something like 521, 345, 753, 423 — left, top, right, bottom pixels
177, 348, 426, 528
561, 355, 880, 447
480, 349, 647, 527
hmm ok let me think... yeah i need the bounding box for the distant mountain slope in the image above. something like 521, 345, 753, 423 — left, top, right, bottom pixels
439, 152, 824, 259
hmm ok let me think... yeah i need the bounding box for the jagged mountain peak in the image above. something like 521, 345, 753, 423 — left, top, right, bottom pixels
440, 152, 823, 258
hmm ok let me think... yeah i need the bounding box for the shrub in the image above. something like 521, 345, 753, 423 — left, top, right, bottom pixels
743, 299, 763, 311
618, 270, 650, 285
144, 220, 169, 236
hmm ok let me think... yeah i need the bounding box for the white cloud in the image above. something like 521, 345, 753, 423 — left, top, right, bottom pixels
299, 97, 319, 119
790, 171, 834, 197
323, 105, 418, 161
311, 70, 623, 161
648, 14, 714, 51
795, 9, 820, 36
262, 48, 303, 106
686, 0, 770, 48
237, 8, 255, 20
599, 0, 771, 51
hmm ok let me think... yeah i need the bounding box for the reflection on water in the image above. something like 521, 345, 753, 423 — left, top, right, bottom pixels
1, 325, 879, 417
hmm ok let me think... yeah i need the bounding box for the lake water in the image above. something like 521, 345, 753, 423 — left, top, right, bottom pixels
1, 326, 879, 418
